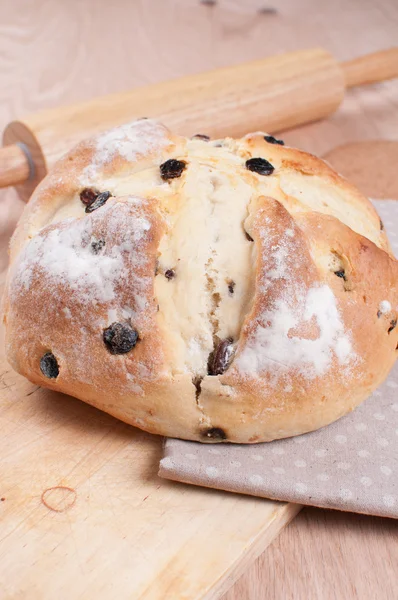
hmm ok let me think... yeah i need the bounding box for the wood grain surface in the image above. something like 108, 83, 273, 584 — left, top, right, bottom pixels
225, 508, 398, 600
0, 333, 299, 600
0, 1, 398, 599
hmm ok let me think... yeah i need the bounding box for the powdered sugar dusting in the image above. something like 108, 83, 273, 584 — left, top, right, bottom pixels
265, 239, 290, 281
126, 373, 144, 395
238, 284, 353, 379
81, 119, 170, 182
11, 199, 151, 306
379, 300, 391, 314
186, 338, 206, 373
237, 214, 355, 380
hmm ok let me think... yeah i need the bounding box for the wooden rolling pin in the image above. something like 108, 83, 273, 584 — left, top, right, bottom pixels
1, 46, 397, 201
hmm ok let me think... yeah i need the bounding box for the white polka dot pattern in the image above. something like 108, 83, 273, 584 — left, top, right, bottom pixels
337, 462, 351, 470
358, 449, 370, 458
383, 495, 396, 508
360, 477, 372, 487
373, 413, 385, 421
273, 467, 285, 475
335, 435, 347, 444
249, 475, 263, 486
295, 483, 308, 494
339, 489, 353, 501
381, 466, 392, 476
251, 454, 263, 461
355, 423, 367, 431
205, 466, 219, 478
159, 200, 398, 520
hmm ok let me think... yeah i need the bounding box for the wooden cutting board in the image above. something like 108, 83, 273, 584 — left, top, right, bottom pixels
0, 281, 299, 600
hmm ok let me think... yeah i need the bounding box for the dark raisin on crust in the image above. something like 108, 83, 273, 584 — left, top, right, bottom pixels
192, 134, 210, 141
380, 218, 384, 231
165, 269, 175, 280
228, 280, 235, 295
388, 319, 397, 334
160, 159, 187, 181
85, 191, 112, 213
40, 352, 59, 379
202, 427, 227, 441
91, 239, 105, 254
334, 269, 346, 280
208, 338, 234, 376
377, 310, 382, 318
80, 187, 100, 206
103, 322, 139, 354
245, 157, 274, 176
245, 231, 254, 242
264, 135, 285, 146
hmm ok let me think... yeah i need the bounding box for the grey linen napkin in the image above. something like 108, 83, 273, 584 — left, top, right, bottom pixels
159, 200, 398, 518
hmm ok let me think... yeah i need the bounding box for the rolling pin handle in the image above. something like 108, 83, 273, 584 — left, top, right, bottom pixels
16, 142, 36, 181
342, 47, 398, 88
0, 144, 32, 189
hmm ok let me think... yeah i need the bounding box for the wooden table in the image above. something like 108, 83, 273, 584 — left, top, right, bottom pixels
1, 1, 397, 598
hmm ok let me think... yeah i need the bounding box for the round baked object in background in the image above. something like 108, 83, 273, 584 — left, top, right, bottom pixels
3, 119, 398, 443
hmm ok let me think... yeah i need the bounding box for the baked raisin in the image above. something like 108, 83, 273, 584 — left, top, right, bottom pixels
380, 218, 384, 231
388, 319, 397, 334
192, 134, 210, 141
165, 269, 175, 280
160, 159, 187, 181
245, 231, 254, 242
40, 352, 59, 379
103, 322, 139, 354
228, 281, 235, 295
334, 270, 346, 280
245, 157, 274, 175
264, 135, 284, 145
208, 338, 234, 376
80, 187, 99, 206
91, 239, 105, 254
202, 427, 227, 441
85, 191, 112, 213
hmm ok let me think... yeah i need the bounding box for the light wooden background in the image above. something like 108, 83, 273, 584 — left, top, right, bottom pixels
1, 1, 397, 598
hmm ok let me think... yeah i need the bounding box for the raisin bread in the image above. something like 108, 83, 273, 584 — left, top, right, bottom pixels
3, 119, 398, 443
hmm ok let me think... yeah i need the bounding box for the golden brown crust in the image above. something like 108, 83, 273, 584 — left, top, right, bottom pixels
3, 122, 398, 443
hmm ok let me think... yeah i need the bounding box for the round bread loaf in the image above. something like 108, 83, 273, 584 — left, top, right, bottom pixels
3, 119, 398, 443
